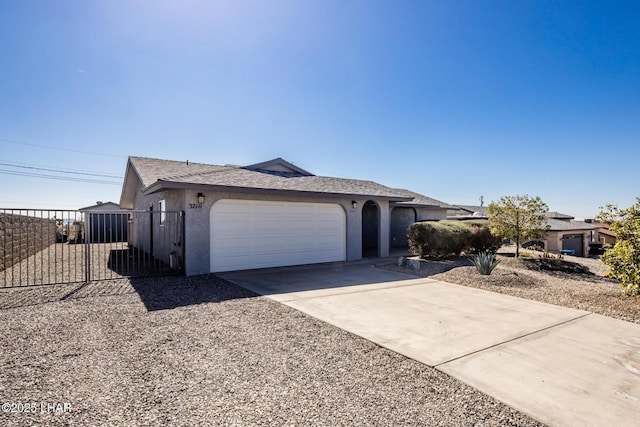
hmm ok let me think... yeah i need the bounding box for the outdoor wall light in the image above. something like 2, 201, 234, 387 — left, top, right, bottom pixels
352, 201, 357, 209
197, 193, 205, 204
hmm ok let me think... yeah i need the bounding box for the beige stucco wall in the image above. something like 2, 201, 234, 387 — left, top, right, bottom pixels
542, 230, 597, 257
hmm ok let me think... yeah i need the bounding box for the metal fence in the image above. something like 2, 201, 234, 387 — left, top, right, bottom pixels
0, 209, 184, 288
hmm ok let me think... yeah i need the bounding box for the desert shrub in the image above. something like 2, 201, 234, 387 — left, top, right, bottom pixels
471, 251, 500, 275
406, 222, 433, 258
465, 221, 503, 254
598, 199, 640, 296
406, 220, 502, 259
539, 250, 562, 259
406, 221, 471, 259
601, 241, 640, 296
523, 240, 545, 251
436, 221, 472, 257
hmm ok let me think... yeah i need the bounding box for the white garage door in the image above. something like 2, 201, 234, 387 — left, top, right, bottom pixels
210, 199, 346, 272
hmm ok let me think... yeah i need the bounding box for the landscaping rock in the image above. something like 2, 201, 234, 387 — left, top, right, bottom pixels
407, 258, 421, 271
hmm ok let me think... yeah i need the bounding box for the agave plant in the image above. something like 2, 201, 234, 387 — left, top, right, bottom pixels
471, 251, 500, 275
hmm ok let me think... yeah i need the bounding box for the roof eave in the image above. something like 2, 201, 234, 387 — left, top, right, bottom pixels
143, 180, 413, 201
391, 202, 449, 209
548, 226, 603, 232
119, 158, 145, 210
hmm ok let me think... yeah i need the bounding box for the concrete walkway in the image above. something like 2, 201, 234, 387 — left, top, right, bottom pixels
220, 263, 640, 427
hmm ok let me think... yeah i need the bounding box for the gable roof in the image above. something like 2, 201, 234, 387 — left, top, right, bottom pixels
120, 156, 416, 208
243, 158, 313, 177
79, 201, 123, 211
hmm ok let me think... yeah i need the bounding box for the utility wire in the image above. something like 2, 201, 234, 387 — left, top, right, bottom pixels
0, 162, 123, 178
0, 137, 127, 158
0, 169, 121, 185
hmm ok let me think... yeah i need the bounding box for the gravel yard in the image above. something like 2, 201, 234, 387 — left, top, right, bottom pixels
384, 245, 640, 324
0, 274, 542, 426
4, 244, 633, 426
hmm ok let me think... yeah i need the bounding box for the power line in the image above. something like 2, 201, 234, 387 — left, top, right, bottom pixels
0, 169, 121, 185
0, 162, 123, 178
0, 137, 127, 159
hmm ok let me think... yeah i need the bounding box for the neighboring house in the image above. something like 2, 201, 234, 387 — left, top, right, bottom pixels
588, 220, 617, 246
530, 212, 602, 257
119, 156, 451, 275
447, 204, 488, 219
449, 206, 602, 257
79, 201, 129, 243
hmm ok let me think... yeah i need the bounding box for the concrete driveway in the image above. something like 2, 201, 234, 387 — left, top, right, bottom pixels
220, 262, 640, 427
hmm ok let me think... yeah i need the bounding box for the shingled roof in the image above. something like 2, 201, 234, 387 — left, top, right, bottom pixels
546, 211, 575, 220
121, 156, 422, 207
391, 189, 454, 209
547, 218, 602, 232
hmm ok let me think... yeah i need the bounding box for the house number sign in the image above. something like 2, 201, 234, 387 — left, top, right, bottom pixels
188, 203, 203, 209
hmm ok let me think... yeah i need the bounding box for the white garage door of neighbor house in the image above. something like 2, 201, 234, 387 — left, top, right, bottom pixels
210, 199, 346, 272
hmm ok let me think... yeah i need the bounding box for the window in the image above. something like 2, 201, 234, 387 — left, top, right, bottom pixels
159, 200, 166, 225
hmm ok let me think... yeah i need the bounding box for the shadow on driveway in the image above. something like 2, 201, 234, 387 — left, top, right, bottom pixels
218, 261, 424, 297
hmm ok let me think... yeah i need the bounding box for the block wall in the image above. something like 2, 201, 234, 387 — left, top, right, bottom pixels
0, 213, 57, 272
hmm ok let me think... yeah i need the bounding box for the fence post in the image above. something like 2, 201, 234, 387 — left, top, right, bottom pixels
84, 216, 91, 283
180, 211, 185, 273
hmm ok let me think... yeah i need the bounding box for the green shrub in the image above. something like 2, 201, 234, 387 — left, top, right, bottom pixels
471, 251, 500, 275
598, 199, 640, 296
406, 222, 433, 258
406, 221, 471, 259
436, 221, 472, 257
602, 241, 640, 296
465, 221, 503, 254
406, 220, 502, 260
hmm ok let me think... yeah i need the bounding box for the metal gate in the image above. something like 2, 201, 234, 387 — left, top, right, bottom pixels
0, 209, 184, 288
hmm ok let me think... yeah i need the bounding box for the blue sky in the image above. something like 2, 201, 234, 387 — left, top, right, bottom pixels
1, 0, 638, 217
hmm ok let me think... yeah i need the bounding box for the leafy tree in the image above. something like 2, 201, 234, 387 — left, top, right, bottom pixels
597, 198, 640, 296
486, 195, 549, 257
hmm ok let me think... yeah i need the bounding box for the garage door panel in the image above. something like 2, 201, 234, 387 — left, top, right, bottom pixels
210, 199, 346, 272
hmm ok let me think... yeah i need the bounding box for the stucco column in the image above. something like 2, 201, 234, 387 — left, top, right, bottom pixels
346, 200, 363, 261
378, 200, 390, 257
183, 190, 213, 276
